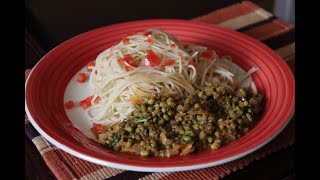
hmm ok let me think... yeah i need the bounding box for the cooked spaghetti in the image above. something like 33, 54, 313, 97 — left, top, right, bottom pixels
87, 29, 258, 125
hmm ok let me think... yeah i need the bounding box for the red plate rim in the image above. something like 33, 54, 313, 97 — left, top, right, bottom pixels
25, 19, 295, 172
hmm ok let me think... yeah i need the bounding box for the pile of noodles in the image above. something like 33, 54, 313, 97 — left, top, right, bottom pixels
87, 29, 258, 125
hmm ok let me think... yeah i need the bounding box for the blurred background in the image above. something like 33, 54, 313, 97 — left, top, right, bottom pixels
25, 0, 295, 68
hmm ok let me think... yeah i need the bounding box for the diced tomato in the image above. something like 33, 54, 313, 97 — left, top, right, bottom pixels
93, 123, 104, 132
80, 96, 94, 109
130, 96, 141, 105
91, 123, 105, 136
170, 44, 176, 48
77, 73, 87, 83
80, 101, 90, 109
64, 101, 75, 109
164, 59, 175, 66
144, 35, 154, 44
118, 59, 134, 71
87, 61, 95, 72
122, 54, 137, 67
118, 58, 126, 69
122, 37, 130, 45
87, 95, 94, 102
189, 59, 197, 68
87, 61, 95, 67
144, 50, 162, 67
118, 54, 137, 71
125, 66, 135, 71
200, 50, 213, 59
140, 30, 152, 36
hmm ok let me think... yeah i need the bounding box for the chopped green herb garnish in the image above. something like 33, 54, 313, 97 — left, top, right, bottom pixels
181, 140, 193, 144
135, 117, 148, 123
106, 134, 120, 149
181, 131, 195, 137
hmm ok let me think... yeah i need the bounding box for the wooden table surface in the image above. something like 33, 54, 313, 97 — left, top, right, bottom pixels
25, 134, 295, 179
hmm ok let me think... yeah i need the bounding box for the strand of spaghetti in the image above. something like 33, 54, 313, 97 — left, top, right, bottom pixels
236, 67, 259, 86
201, 59, 217, 87
88, 73, 194, 122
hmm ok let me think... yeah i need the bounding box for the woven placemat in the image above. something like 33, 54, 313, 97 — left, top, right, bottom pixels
25, 1, 295, 179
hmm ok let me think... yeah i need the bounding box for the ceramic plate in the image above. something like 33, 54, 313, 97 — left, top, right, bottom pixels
25, 19, 295, 172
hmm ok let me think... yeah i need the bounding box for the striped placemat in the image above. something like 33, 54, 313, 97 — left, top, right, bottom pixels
25, 1, 295, 180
